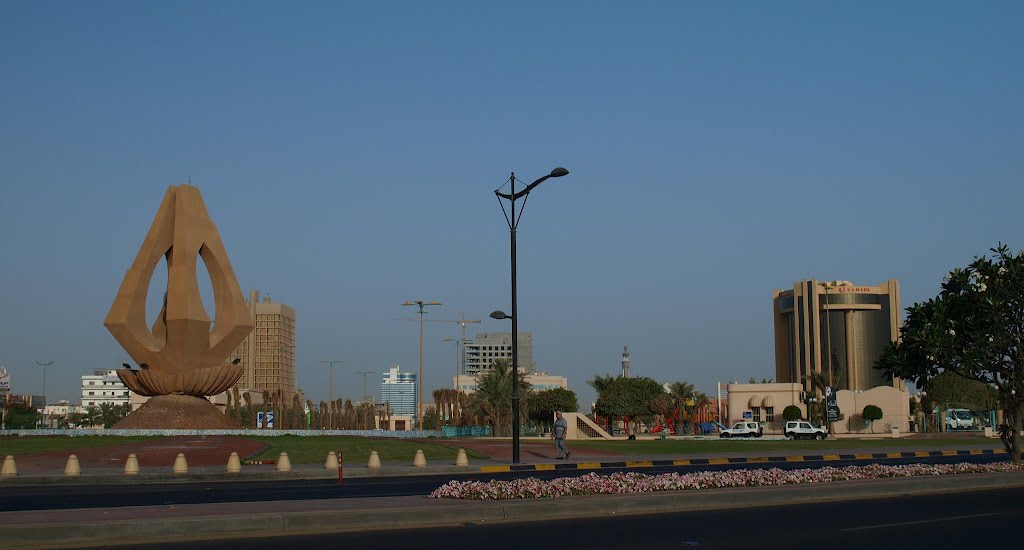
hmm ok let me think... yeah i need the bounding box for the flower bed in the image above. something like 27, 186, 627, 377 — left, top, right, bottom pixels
429, 462, 1024, 500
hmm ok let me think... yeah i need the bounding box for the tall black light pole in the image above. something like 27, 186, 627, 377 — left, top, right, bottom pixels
493, 166, 569, 464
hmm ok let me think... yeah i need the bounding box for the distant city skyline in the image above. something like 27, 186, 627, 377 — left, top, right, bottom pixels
1, 3, 1021, 410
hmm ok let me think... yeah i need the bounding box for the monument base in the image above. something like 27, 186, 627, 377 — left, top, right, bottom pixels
112, 394, 240, 430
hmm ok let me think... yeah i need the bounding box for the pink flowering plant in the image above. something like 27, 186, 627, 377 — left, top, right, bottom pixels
429, 461, 1024, 500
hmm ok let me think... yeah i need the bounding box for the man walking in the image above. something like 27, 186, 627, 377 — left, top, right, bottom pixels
553, 411, 570, 460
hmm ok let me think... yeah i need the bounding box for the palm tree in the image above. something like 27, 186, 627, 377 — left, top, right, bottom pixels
666, 381, 696, 434
467, 359, 532, 436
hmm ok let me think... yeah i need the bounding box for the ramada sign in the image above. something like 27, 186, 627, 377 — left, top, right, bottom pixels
836, 286, 872, 293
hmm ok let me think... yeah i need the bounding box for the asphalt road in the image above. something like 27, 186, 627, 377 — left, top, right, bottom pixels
0, 454, 1005, 512
108, 485, 1024, 550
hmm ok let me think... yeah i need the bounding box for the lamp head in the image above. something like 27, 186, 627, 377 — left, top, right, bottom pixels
490, 310, 511, 320
550, 167, 569, 178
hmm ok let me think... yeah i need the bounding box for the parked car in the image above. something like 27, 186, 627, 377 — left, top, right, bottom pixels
946, 409, 976, 430
720, 421, 763, 438
784, 421, 827, 440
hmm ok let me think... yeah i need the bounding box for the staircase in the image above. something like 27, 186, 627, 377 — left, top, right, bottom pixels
565, 413, 614, 440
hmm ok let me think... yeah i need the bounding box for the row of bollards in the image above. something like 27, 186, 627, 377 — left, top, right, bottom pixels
0, 448, 471, 477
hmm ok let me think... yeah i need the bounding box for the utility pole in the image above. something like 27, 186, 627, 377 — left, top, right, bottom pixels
35, 361, 54, 427
320, 359, 343, 429
402, 300, 442, 429
405, 312, 481, 377
355, 371, 376, 403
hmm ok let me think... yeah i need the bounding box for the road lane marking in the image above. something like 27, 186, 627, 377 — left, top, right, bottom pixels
842, 512, 998, 531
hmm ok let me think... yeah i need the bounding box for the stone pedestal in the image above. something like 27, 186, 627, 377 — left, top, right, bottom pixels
112, 394, 240, 430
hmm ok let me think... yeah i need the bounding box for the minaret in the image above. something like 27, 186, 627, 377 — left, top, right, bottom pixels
621, 345, 630, 378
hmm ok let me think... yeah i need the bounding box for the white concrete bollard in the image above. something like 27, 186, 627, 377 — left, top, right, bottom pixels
124, 454, 140, 475
226, 452, 241, 473
276, 452, 291, 472
64, 454, 81, 476
413, 449, 427, 467
325, 451, 339, 470
455, 448, 469, 467
172, 453, 189, 474
1, 455, 18, 477
367, 450, 381, 469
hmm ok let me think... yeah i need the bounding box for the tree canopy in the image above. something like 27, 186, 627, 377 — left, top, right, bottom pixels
922, 370, 999, 410
528, 388, 579, 424
876, 244, 1024, 462
593, 376, 664, 420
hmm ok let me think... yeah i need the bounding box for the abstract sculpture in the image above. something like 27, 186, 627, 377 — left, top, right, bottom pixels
104, 184, 254, 428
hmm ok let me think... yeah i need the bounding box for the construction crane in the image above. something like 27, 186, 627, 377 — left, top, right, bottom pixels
397, 311, 481, 377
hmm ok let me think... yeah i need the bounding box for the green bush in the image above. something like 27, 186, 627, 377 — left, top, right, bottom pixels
782, 405, 803, 421
863, 405, 883, 422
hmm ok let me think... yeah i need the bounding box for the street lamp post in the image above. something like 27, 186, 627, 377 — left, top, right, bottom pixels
443, 337, 470, 388
402, 300, 442, 429
35, 361, 54, 428
493, 166, 569, 464
355, 371, 376, 403
320, 359, 343, 430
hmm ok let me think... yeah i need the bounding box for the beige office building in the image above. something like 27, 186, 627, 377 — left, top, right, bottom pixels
225, 290, 296, 397
773, 279, 901, 392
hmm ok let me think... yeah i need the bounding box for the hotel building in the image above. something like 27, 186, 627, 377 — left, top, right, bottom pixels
773, 279, 901, 392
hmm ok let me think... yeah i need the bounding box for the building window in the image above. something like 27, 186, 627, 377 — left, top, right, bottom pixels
751, 407, 761, 423
765, 407, 775, 423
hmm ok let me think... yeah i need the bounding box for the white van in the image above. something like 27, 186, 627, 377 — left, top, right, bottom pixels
946, 409, 975, 430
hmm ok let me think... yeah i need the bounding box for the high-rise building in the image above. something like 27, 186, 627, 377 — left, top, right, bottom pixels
463, 332, 534, 376
225, 290, 296, 397
381, 365, 417, 417
773, 279, 901, 392
81, 369, 131, 408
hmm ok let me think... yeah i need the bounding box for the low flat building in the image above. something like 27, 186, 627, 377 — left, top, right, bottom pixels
726, 382, 910, 434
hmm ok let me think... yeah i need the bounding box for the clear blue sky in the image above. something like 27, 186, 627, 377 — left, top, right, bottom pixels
1, 2, 1021, 409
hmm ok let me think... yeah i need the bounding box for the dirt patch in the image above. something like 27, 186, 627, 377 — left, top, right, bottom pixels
11, 436, 267, 473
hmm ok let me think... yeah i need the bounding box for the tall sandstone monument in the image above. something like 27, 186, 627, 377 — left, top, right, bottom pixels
104, 184, 254, 429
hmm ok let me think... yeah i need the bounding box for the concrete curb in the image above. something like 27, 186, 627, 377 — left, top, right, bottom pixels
480, 447, 1009, 473
7, 471, 1024, 549
0, 447, 1008, 487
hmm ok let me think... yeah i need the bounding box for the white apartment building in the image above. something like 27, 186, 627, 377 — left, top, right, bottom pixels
81, 369, 131, 408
